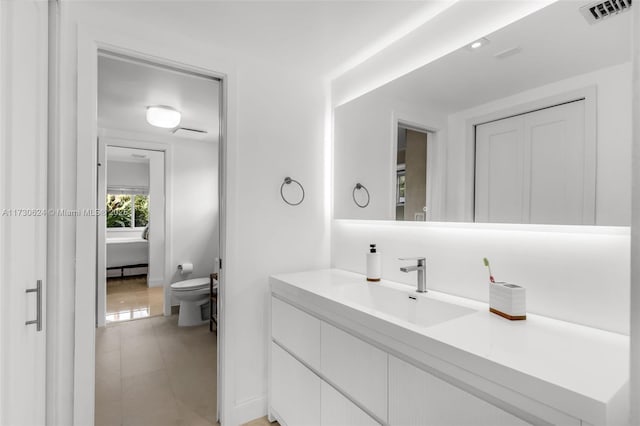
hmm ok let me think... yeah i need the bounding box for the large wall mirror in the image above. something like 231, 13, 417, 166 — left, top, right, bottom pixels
333, 1, 632, 225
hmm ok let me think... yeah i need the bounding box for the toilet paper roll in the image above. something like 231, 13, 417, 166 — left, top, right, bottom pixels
178, 263, 193, 275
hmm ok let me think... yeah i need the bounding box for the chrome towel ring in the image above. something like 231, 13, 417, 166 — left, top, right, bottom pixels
353, 183, 370, 208
281, 177, 305, 206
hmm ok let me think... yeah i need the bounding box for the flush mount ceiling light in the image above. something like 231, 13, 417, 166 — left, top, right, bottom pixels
466, 37, 490, 51
146, 105, 181, 128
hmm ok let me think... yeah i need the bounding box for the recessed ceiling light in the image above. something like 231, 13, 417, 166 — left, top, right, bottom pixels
467, 37, 490, 51
146, 105, 181, 129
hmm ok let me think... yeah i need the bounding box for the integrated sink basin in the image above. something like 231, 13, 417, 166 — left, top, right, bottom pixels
336, 282, 477, 328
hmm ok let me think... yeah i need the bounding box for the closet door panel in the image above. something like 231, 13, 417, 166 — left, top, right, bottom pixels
475, 117, 525, 223
0, 1, 48, 424
524, 101, 587, 225
475, 100, 590, 225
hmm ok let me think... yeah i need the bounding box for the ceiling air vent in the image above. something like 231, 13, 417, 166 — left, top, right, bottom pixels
580, 0, 632, 24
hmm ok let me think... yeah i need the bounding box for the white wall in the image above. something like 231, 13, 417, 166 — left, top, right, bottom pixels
169, 136, 218, 290
106, 160, 149, 191
334, 91, 448, 220
333, 220, 630, 335
50, 3, 330, 426
446, 62, 632, 225
228, 61, 328, 420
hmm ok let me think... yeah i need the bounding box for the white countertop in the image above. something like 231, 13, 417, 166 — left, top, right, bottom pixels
270, 269, 629, 425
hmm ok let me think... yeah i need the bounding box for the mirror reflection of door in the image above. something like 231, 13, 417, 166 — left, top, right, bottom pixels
474, 99, 591, 225
396, 126, 430, 221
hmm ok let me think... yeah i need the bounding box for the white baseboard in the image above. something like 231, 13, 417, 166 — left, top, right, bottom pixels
147, 278, 164, 288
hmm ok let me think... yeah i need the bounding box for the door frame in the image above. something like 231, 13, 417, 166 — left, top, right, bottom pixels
71, 24, 229, 425
390, 116, 442, 221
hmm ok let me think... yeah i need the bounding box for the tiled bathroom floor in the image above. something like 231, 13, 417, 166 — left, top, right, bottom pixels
106, 277, 164, 323
244, 416, 279, 426
95, 315, 217, 426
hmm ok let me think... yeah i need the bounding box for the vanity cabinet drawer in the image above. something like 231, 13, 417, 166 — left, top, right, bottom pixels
271, 342, 321, 426
320, 322, 388, 422
272, 296, 321, 370
389, 355, 532, 426
321, 381, 380, 426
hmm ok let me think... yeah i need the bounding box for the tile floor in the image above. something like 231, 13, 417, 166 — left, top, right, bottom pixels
95, 315, 217, 426
243, 416, 279, 426
107, 277, 164, 323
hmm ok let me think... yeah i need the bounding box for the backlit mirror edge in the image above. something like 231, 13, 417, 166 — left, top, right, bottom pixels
331, 1, 632, 227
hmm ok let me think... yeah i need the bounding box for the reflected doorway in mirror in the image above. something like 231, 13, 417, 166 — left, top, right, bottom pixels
396, 124, 434, 222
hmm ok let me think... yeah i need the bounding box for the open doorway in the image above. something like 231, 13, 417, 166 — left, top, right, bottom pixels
395, 122, 436, 221
94, 51, 222, 425
97, 145, 164, 324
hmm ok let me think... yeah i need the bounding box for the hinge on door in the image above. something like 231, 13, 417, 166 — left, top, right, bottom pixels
219, 258, 222, 270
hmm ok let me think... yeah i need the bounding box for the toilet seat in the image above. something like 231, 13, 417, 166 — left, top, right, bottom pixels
170, 277, 209, 291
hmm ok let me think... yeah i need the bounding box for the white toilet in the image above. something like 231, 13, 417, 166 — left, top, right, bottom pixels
170, 277, 210, 326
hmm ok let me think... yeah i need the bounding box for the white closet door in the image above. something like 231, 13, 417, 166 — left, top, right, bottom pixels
0, 1, 48, 425
523, 101, 588, 224
475, 100, 590, 224
475, 117, 525, 223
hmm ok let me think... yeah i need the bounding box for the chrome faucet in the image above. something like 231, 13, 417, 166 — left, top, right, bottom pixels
399, 257, 427, 293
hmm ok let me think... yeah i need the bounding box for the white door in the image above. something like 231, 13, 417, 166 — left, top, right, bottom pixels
0, 1, 48, 424
475, 117, 525, 223
475, 100, 592, 224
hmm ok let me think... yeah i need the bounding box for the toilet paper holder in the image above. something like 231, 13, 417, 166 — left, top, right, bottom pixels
178, 263, 193, 274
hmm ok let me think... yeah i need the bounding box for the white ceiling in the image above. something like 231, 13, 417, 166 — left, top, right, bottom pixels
98, 54, 220, 143
84, 1, 442, 77
95, 1, 448, 142
372, 1, 632, 113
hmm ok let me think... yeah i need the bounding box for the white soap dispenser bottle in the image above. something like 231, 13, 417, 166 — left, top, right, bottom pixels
367, 244, 381, 282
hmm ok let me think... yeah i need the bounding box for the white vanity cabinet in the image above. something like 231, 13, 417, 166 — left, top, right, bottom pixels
270, 295, 533, 426
388, 356, 532, 426
320, 322, 388, 421
271, 297, 321, 369
270, 270, 628, 426
271, 342, 321, 426
270, 296, 377, 426
321, 382, 379, 426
